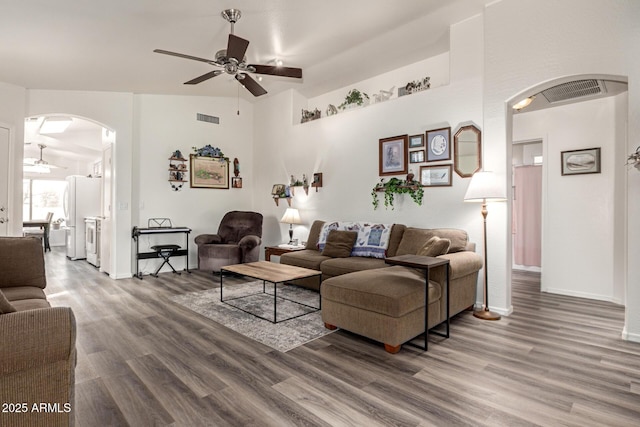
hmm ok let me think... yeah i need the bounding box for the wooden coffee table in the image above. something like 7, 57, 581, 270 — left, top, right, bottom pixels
220, 261, 322, 323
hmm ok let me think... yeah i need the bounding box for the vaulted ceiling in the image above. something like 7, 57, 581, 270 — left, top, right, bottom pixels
1, 0, 493, 101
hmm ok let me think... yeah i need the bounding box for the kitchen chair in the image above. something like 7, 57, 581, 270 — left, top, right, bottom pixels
23, 212, 54, 252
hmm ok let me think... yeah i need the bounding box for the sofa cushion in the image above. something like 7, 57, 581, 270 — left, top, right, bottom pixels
280, 249, 330, 271
386, 224, 407, 258
321, 257, 390, 278
1, 286, 47, 302
396, 228, 469, 255
305, 220, 326, 250
10, 298, 51, 311
0, 237, 46, 289
417, 236, 451, 257
318, 222, 394, 258
321, 266, 440, 318
0, 289, 16, 314
322, 230, 357, 258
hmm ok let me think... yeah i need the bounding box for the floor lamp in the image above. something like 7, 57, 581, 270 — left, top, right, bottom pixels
280, 208, 302, 244
464, 171, 506, 321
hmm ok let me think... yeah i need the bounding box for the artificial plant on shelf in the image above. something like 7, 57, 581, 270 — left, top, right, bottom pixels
371, 177, 424, 210
192, 144, 224, 157
338, 89, 369, 110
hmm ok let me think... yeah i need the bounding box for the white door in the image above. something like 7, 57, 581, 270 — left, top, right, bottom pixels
0, 126, 10, 236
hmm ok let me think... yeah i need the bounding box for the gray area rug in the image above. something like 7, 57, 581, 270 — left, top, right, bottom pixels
169, 281, 334, 352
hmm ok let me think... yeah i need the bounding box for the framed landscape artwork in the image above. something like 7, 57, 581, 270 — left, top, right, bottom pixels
409, 134, 425, 148
190, 155, 230, 189
379, 135, 409, 176
561, 147, 601, 175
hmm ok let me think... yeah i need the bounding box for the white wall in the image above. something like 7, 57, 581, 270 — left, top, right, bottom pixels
513, 95, 625, 303
253, 16, 486, 303
26, 90, 134, 279
483, 0, 640, 339
133, 94, 254, 274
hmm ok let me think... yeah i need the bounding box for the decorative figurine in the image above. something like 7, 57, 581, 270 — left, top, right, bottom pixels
233, 158, 240, 177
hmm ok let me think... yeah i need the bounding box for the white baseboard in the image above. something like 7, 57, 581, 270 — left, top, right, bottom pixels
622, 327, 640, 343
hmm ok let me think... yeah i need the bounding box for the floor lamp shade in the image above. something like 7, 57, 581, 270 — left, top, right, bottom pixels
464, 171, 505, 321
280, 208, 302, 243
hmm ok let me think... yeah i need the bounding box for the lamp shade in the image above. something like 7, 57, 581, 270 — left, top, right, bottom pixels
464, 171, 506, 202
280, 208, 302, 225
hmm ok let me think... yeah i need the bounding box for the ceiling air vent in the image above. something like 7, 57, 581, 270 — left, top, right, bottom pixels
542, 79, 607, 103
196, 113, 219, 124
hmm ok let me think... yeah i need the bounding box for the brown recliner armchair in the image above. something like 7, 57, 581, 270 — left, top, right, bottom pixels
194, 211, 263, 273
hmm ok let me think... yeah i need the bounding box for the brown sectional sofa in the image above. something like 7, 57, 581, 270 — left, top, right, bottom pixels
280, 220, 483, 353
0, 237, 76, 427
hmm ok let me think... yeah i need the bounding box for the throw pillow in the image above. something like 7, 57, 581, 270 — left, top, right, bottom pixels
0, 289, 16, 314
321, 230, 357, 258
417, 236, 451, 257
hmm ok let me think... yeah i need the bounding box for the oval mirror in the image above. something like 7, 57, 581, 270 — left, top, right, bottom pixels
454, 125, 482, 178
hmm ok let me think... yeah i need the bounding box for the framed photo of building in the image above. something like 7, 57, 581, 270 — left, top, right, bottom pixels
190, 155, 229, 189
561, 147, 601, 175
409, 150, 425, 163
379, 135, 409, 176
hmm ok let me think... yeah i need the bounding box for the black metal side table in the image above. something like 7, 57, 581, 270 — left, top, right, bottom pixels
385, 254, 450, 351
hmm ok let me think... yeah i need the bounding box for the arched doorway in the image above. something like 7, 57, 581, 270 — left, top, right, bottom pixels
505, 74, 628, 306
23, 114, 115, 276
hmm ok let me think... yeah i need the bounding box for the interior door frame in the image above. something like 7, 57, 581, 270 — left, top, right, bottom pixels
0, 122, 15, 236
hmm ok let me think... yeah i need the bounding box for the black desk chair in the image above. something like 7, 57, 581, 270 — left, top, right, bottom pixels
150, 244, 182, 277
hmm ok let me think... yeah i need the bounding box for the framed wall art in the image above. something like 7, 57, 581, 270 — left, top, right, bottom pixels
426, 127, 451, 162
561, 147, 601, 175
420, 164, 452, 187
409, 150, 425, 164
409, 134, 425, 148
379, 135, 408, 176
190, 155, 230, 189
231, 177, 243, 188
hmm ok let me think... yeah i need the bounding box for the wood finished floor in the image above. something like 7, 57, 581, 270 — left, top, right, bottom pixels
42, 248, 640, 426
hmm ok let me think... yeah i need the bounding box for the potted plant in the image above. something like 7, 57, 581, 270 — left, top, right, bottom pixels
371, 177, 424, 210
338, 89, 370, 110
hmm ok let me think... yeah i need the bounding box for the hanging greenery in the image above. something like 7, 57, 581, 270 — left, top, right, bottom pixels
371, 177, 424, 210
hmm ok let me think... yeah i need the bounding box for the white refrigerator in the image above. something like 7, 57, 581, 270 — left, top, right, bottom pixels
64, 176, 101, 260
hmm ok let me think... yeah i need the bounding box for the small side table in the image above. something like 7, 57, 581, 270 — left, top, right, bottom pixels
385, 254, 450, 351
264, 245, 305, 261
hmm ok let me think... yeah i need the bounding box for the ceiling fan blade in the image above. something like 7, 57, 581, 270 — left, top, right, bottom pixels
154, 49, 213, 64
227, 34, 249, 62
249, 64, 302, 79
236, 73, 267, 97
184, 70, 223, 85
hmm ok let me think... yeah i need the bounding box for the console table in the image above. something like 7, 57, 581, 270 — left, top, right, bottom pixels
385, 254, 450, 351
132, 226, 191, 279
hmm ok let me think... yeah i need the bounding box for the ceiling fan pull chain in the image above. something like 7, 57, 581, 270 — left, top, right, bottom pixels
237, 83, 240, 115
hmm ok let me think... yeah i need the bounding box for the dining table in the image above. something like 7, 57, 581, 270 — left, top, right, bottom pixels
23, 219, 51, 252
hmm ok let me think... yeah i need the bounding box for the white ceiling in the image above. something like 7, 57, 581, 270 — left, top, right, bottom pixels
1, 0, 493, 101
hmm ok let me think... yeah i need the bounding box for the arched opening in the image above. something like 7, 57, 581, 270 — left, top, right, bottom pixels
505, 74, 628, 309
22, 113, 115, 276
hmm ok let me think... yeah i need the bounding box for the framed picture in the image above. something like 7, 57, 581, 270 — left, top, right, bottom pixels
561, 147, 601, 175
190, 155, 229, 189
425, 127, 451, 162
409, 134, 425, 148
271, 184, 286, 196
409, 150, 425, 164
231, 177, 243, 188
420, 164, 452, 187
379, 135, 409, 176
312, 172, 323, 188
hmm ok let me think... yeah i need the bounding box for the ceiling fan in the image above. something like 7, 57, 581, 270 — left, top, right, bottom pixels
154, 9, 302, 97
24, 144, 66, 172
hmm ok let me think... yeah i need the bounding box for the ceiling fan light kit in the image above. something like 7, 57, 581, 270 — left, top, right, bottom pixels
23, 144, 67, 173
154, 9, 302, 97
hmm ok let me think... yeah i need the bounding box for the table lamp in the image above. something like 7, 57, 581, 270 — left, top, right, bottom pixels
464, 171, 506, 320
280, 208, 302, 244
